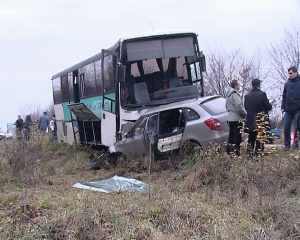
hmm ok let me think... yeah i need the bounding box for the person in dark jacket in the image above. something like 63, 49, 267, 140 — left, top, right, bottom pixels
15, 115, 24, 140
281, 66, 300, 150
38, 112, 50, 135
24, 115, 33, 140
244, 79, 272, 156
15, 115, 24, 131
14, 115, 24, 140
225, 80, 247, 156
297, 114, 300, 138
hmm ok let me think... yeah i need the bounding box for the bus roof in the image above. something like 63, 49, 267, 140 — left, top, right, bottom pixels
120, 29, 197, 42
51, 30, 197, 80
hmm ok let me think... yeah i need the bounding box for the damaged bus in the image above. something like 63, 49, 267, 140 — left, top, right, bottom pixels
51, 30, 206, 147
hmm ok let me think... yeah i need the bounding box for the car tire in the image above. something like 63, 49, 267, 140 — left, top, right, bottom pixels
180, 140, 201, 155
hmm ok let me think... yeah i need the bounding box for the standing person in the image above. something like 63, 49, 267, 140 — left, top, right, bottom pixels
225, 79, 247, 156
24, 115, 33, 140
49, 114, 57, 140
281, 66, 300, 151
244, 79, 272, 157
15, 115, 24, 140
38, 112, 50, 136
296, 114, 300, 149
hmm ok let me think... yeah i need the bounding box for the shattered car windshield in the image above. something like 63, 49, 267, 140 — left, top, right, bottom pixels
131, 115, 148, 135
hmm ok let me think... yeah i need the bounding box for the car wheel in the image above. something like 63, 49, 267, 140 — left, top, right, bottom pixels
180, 140, 201, 155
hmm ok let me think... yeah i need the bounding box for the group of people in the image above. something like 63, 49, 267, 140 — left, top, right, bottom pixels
15, 114, 34, 140
226, 66, 300, 157
15, 112, 57, 141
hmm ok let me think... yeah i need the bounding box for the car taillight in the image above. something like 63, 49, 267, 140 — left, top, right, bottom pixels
204, 118, 223, 130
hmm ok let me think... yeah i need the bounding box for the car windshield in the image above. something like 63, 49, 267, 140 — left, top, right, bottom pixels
130, 115, 148, 136
200, 97, 227, 115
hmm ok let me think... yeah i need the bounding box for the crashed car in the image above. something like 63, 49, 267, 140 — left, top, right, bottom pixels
0, 129, 6, 140
109, 95, 230, 159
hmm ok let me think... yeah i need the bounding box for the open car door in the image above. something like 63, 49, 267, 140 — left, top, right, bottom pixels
112, 116, 149, 158
145, 109, 184, 155
67, 103, 101, 145
143, 114, 159, 150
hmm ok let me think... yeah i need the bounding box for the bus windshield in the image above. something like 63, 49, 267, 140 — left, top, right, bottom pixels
120, 34, 204, 110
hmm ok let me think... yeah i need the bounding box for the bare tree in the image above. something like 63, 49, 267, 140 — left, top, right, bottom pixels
203, 47, 237, 97
203, 46, 267, 98
267, 24, 300, 85
265, 24, 300, 127
19, 102, 54, 122
239, 51, 270, 99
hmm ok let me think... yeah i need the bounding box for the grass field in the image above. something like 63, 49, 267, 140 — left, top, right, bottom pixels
0, 137, 300, 239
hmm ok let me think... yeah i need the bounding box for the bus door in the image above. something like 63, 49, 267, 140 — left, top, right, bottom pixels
71, 70, 81, 143
101, 50, 119, 147
72, 70, 80, 103
67, 103, 101, 145
144, 110, 184, 155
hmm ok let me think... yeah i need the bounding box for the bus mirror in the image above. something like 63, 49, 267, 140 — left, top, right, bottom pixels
118, 65, 126, 82
200, 55, 206, 72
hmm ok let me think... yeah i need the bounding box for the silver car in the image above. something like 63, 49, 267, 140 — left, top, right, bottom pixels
109, 95, 229, 158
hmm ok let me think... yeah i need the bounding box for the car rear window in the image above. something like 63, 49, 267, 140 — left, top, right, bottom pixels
183, 108, 200, 121
200, 97, 227, 115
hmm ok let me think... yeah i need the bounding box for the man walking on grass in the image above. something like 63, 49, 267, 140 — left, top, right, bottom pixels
281, 66, 300, 150
38, 112, 50, 136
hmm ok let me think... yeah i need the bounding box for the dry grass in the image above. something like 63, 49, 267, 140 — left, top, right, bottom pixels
0, 137, 300, 239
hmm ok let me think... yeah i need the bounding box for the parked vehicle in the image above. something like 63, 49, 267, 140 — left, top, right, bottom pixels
264, 129, 281, 145
0, 129, 6, 140
108, 95, 229, 159
6, 123, 15, 140
269, 129, 281, 138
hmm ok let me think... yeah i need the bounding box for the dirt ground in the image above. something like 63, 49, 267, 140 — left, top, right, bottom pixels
273, 137, 283, 145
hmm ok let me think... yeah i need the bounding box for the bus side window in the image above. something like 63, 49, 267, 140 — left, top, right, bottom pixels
61, 75, 69, 102
79, 73, 85, 98
84, 62, 97, 97
95, 60, 102, 94
103, 55, 114, 92
68, 73, 74, 101
53, 77, 62, 104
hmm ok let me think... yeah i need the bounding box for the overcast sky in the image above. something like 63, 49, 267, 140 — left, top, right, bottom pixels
0, 0, 299, 131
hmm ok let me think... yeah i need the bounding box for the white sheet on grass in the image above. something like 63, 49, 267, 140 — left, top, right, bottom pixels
73, 175, 150, 193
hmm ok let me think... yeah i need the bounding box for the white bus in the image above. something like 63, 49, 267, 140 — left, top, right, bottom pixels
51, 30, 206, 147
